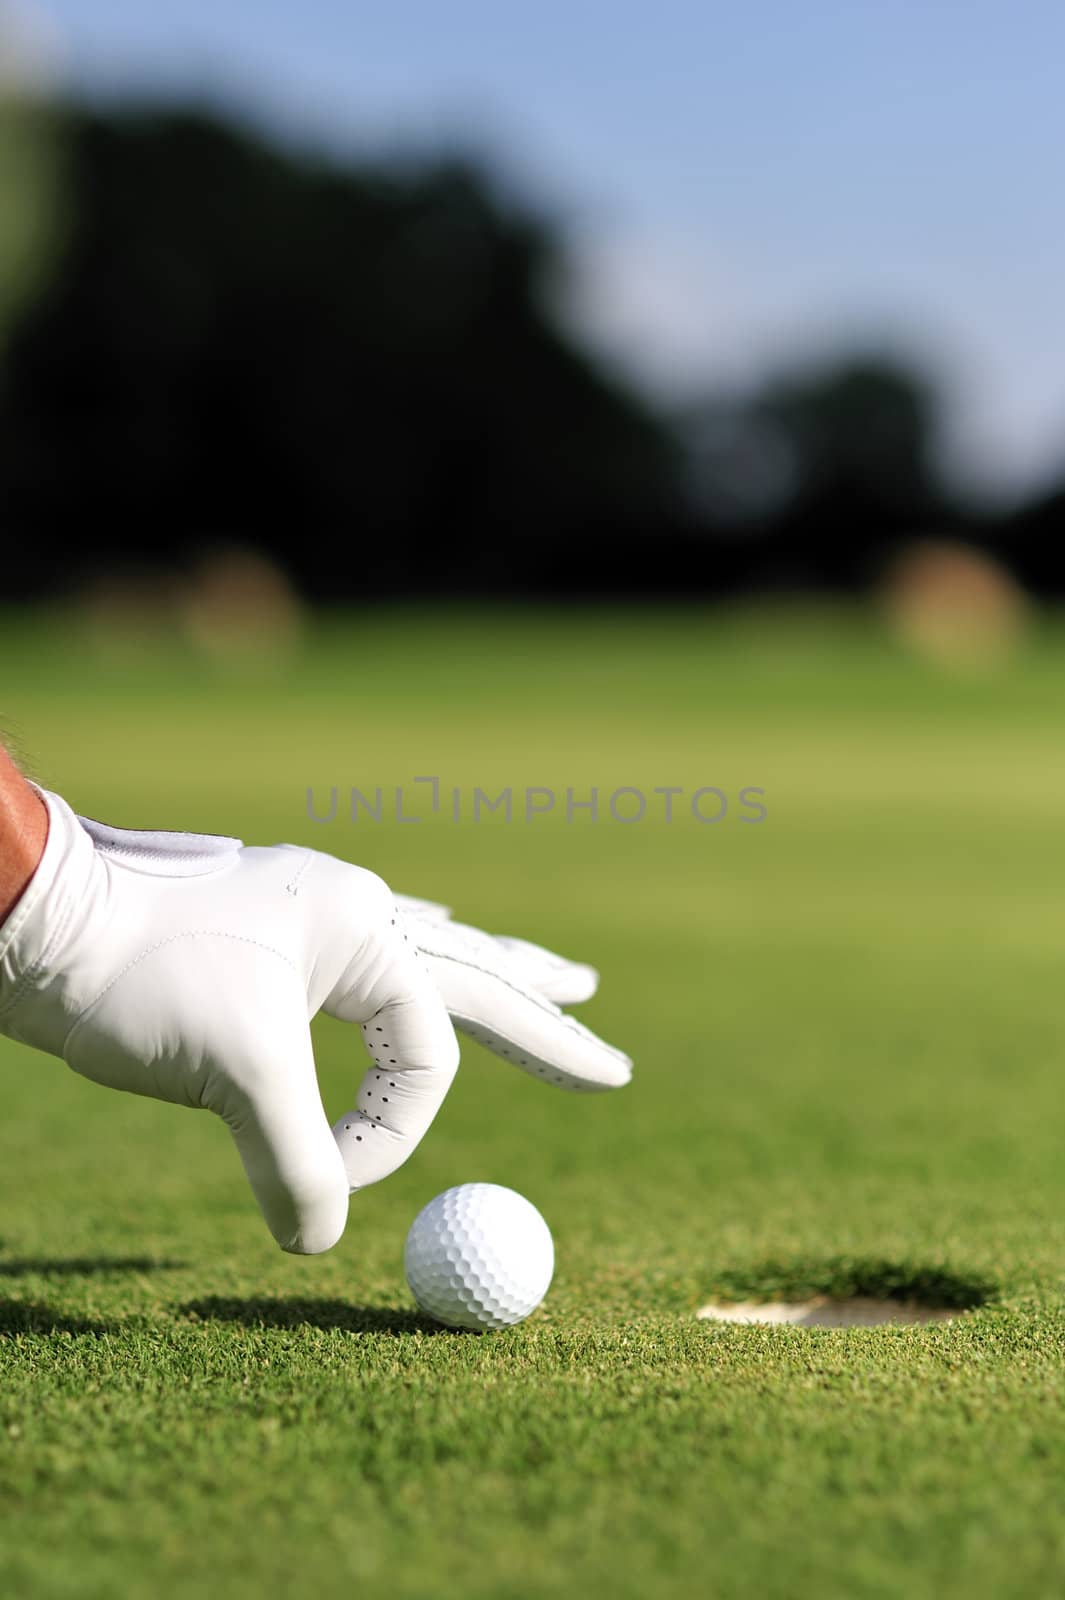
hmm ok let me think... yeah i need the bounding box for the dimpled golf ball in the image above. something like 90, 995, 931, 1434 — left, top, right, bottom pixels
404, 1183, 554, 1330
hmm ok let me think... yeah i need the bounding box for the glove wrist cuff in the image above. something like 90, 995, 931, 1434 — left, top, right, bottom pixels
0, 790, 99, 1021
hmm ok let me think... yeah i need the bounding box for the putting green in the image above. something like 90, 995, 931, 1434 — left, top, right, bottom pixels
1, 605, 1064, 1600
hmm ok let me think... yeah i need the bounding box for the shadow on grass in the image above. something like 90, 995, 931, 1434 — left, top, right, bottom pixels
181, 1296, 454, 1336
0, 1256, 184, 1278
703, 1257, 996, 1310
0, 1298, 114, 1337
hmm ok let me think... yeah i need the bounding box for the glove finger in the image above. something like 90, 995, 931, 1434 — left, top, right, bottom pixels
399, 903, 600, 1005
490, 935, 599, 1005
326, 917, 460, 1190
449, 983, 630, 1091
392, 893, 452, 923
409, 917, 630, 1091
211, 967, 350, 1255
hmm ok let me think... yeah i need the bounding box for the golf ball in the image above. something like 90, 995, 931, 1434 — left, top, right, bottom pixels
404, 1183, 554, 1330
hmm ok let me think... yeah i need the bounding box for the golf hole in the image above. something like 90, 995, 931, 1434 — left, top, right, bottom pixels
697, 1297, 960, 1328
696, 1260, 991, 1329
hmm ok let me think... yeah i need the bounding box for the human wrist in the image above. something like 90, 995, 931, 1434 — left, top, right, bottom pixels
0, 751, 50, 926
0, 789, 107, 1050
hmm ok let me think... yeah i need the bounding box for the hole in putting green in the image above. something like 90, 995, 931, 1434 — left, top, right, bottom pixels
696, 1258, 992, 1329
698, 1298, 959, 1327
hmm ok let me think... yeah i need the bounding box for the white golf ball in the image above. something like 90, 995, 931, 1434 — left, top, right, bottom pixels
404, 1183, 554, 1331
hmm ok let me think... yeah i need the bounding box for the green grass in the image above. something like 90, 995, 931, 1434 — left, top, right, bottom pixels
2, 604, 1065, 1599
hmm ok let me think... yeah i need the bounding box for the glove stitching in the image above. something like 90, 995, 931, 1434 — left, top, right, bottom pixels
452, 1012, 624, 1074
284, 852, 313, 897
60, 930, 300, 1055
414, 940, 630, 1065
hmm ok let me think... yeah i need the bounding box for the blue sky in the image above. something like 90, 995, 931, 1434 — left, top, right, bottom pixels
22, 0, 1065, 499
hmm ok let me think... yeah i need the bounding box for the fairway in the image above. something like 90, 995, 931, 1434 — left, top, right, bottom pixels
2, 607, 1064, 1600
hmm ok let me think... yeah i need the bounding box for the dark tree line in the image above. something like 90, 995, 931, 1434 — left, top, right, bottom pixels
1, 103, 1061, 601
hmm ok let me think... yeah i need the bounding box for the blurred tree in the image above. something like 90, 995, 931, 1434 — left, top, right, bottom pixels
0, 10, 59, 355
0, 96, 56, 354
758, 358, 952, 587
995, 484, 1065, 595
680, 358, 955, 590
3, 100, 1040, 604
0, 106, 680, 598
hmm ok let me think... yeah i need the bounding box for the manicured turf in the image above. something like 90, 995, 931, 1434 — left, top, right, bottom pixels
2, 606, 1064, 1599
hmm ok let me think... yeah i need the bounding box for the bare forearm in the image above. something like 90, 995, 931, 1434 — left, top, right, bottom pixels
0, 746, 48, 923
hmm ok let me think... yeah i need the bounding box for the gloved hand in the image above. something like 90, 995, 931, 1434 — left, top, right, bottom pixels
0, 792, 631, 1253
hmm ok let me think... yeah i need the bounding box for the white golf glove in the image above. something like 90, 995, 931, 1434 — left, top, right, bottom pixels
0, 791, 631, 1254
